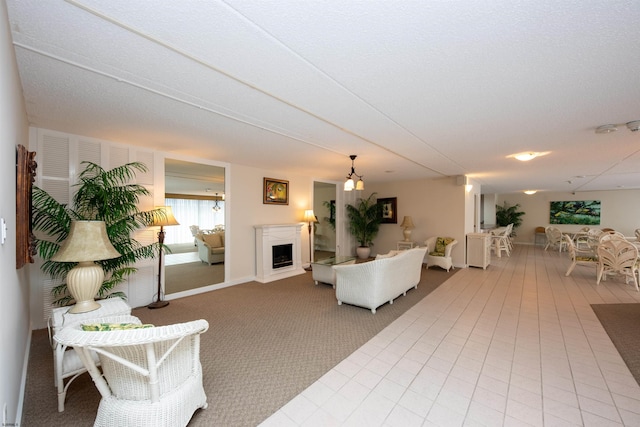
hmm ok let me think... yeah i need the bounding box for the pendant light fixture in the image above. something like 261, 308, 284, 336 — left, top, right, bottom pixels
344, 155, 364, 191
212, 193, 224, 212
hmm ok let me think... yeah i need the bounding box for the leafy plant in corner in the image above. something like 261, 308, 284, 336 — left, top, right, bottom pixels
32, 161, 161, 306
495, 201, 525, 235
346, 193, 383, 248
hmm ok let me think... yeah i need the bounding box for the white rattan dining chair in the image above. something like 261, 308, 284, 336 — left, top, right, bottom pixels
544, 226, 566, 252
54, 317, 210, 427
563, 234, 597, 277
491, 228, 511, 258
596, 239, 639, 291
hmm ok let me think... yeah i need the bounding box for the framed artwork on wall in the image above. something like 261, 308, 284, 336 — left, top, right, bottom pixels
549, 200, 601, 225
378, 197, 397, 224
263, 178, 289, 205
16, 144, 37, 269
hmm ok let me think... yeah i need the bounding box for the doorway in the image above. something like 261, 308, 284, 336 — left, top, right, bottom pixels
313, 181, 337, 261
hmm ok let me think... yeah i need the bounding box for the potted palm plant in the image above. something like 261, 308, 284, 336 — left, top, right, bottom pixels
346, 193, 383, 259
495, 201, 525, 235
32, 161, 160, 306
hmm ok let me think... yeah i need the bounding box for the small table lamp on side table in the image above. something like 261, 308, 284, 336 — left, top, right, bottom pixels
400, 216, 415, 242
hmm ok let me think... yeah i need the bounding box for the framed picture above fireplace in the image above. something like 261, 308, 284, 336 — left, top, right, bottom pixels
263, 177, 289, 205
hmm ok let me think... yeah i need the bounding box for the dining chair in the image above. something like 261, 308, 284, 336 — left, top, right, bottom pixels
563, 234, 597, 277
599, 230, 626, 242
544, 226, 565, 252
596, 239, 639, 291
491, 228, 511, 258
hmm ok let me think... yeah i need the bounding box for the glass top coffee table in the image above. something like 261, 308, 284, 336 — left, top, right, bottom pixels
311, 256, 356, 288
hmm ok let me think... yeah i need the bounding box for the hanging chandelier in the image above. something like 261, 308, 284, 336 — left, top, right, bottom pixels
344, 155, 364, 191
212, 193, 224, 212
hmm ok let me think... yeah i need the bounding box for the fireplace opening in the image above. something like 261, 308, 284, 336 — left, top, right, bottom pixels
272, 244, 293, 269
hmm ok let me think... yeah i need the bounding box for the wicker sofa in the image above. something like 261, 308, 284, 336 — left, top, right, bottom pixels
333, 247, 427, 313
195, 232, 225, 264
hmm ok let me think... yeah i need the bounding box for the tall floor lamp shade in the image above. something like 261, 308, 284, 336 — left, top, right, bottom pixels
148, 206, 180, 309
303, 209, 317, 269
51, 221, 121, 314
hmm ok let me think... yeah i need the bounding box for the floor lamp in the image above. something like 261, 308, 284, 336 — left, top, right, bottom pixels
303, 209, 317, 270
148, 206, 180, 309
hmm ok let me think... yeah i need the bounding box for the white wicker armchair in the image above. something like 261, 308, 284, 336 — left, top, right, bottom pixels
424, 237, 458, 271
54, 316, 210, 427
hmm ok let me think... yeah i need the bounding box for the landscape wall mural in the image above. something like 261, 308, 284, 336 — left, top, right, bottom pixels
549, 200, 601, 225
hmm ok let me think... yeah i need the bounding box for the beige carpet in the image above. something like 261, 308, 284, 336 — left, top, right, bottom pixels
22, 267, 455, 427
591, 303, 640, 386
166, 261, 224, 294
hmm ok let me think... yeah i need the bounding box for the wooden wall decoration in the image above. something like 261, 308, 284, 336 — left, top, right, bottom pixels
16, 144, 37, 269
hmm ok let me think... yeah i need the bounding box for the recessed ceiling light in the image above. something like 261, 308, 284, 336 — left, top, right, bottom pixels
511, 152, 549, 161
595, 124, 618, 134
524, 190, 537, 195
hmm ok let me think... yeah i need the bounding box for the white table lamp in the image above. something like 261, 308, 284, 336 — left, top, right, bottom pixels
51, 221, 121, 314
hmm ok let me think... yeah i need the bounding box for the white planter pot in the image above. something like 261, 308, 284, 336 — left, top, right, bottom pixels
356, 246, 371, 260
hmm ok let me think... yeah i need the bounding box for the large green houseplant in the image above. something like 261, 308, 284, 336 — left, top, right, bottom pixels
495, 201, 525, 235
346, 193, 383, 259
32, 161, 161, 306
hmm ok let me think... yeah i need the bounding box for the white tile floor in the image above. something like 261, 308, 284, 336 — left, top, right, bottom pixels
260, 244, 640, 426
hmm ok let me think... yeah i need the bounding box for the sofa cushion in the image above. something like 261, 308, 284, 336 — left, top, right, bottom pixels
203, 233, 222, 248
376, 250, 401, 259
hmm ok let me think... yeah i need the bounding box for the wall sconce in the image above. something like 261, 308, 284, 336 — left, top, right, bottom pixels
456, 175, 472, 191
344, 155, 364, 191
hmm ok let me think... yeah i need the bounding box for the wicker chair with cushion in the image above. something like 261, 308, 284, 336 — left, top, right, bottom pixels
54, 316, 210, 427
563, 234, 598, 277
596, 239, 639, 291
424, 236, 458, 271
544, 226, 566, 252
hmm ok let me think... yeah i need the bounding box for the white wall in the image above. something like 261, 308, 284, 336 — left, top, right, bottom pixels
1, 1, 31, 423
368, 176, 467, 266
228, 163, 312, 281
498, 190, 640, 244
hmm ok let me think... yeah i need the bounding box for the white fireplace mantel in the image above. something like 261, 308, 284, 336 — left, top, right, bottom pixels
254, 224, 305, 283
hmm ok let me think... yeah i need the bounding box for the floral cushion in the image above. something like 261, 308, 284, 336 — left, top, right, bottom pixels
81, 323, 154, 331
430, 237, 454, 257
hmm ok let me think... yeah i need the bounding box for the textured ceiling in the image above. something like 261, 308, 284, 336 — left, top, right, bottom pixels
6, 0, 640, 194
